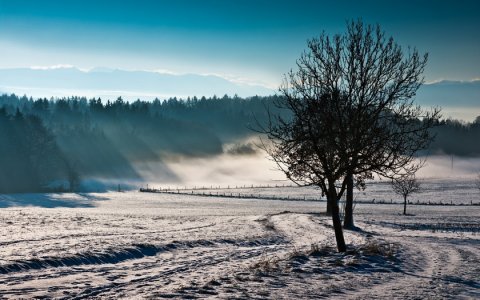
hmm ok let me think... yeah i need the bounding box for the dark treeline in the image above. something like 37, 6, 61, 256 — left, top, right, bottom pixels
0, 108, 67, 192
0, 93, 479, 193
428, 117, 480, 156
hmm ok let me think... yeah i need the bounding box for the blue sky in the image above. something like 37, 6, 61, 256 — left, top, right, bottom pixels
0, 0, 479, 88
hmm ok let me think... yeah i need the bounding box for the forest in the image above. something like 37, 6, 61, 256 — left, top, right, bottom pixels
0, 93, 479, 193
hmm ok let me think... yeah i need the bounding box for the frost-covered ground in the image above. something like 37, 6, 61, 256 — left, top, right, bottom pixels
0, 181, 479, 299
153, 176, 480, 205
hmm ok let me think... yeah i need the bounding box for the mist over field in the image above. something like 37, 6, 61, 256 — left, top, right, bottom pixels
140, 153, 480, 189
417, 155, 480, 178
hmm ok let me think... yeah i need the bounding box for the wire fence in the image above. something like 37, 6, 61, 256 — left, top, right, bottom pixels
139, 187, 480, 206
142, 183, 300, 191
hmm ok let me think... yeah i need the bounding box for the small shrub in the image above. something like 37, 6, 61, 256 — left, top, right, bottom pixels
308, 243, 333, 257
256, 217, 275, 231
249, 252, 281, 274
358, 240, 397, 258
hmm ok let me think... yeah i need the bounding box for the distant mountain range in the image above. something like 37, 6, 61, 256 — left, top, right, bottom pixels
0, 67, 478, 119
0, 67, 274, 99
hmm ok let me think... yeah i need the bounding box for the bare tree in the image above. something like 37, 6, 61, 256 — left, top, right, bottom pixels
261, 20, 440, 252
392, 175, 421, 215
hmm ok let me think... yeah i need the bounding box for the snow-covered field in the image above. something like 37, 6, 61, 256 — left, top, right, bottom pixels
0, 181, 479, 299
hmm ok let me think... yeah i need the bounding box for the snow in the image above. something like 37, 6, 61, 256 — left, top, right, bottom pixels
0, 180, 479, 299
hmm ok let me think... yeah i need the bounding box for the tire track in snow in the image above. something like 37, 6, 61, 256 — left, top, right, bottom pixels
0, 223, 217, 247
347, 237, 479, 299
0, 236, 286, 275
60, 237, 289, 299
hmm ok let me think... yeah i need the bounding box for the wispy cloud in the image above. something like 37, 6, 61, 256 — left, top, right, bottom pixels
425, 78, 480, 85
153, 69, 181, 76
30, 64, 75, 70
197, 72, 277, 90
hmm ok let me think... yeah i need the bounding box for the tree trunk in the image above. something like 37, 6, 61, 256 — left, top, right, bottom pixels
329, 182, 346, 252
326, 198, 332, 216
403, 195, 407, 215
343, 173, 354, 229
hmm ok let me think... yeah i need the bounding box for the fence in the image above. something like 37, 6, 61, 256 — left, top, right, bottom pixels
138, 187, 480, 206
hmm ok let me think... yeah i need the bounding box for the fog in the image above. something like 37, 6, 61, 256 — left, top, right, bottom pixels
130, 152, 480, 190
417, 155, 480, 178
143, 153, 286, 189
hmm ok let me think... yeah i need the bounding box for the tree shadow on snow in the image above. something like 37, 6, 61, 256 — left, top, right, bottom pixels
0, 193, 109, 208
